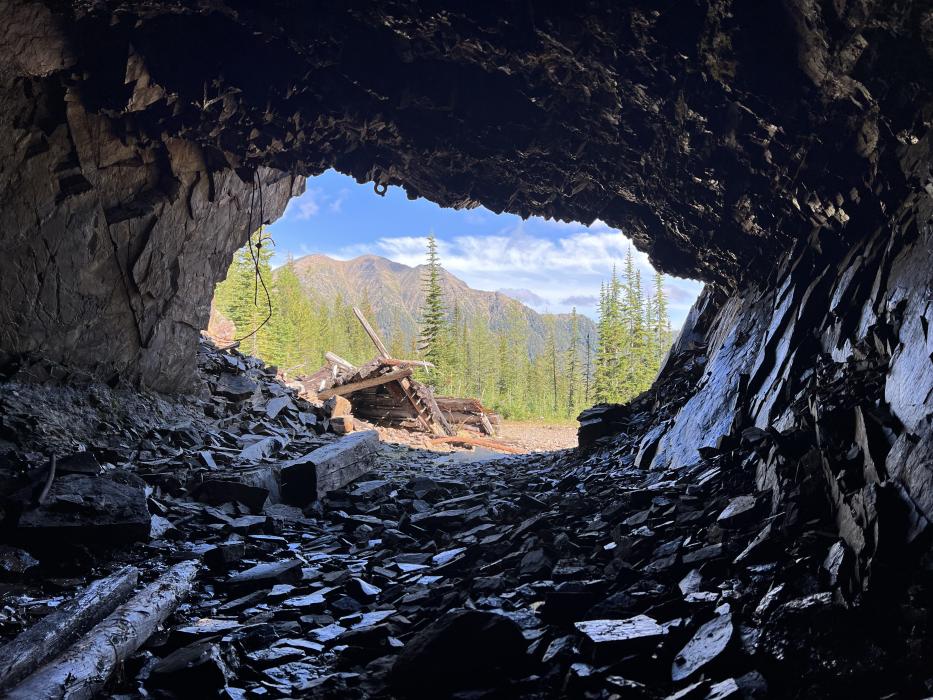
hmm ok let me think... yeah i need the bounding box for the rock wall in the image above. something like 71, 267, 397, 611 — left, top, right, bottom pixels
0, 1, 303, 389
640, 197, 932, 585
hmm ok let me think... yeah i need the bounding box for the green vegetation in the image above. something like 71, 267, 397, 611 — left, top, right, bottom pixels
212, 233, 673, 420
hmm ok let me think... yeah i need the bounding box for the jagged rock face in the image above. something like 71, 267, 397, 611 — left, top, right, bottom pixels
0, 2, 303, 390
644, 206, 933, 589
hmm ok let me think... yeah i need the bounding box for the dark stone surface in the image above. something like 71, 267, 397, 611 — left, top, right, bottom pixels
13, 474, 150, 545
389, 609, 528, 697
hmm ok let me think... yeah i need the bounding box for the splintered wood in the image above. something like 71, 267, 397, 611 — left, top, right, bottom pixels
297, 308, 502, 440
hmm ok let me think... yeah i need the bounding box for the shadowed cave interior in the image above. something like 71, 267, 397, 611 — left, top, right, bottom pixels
0, 1, 932, 698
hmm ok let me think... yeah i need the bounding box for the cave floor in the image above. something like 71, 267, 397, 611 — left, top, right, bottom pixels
0, 342, 930, 698
2, 441, 925, 699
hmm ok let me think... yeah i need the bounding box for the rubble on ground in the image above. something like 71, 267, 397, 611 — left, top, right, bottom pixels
0, 335, 930, 699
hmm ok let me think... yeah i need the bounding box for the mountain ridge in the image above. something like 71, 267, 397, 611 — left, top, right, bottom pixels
280, 253, 597, 358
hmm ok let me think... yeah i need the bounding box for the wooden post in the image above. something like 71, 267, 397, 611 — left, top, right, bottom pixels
352, 306, 390, 358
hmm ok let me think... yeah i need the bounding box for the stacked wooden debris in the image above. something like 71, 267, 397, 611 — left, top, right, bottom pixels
435, 397, 501, 436
298, 308, 502, 440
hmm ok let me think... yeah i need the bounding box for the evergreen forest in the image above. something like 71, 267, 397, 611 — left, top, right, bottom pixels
212, 231, 674, 420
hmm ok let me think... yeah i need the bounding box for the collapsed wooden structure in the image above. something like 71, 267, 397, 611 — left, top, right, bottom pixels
301, 308, 501, 438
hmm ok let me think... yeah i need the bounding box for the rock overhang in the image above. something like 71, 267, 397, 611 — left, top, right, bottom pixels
0, 0, 931, 389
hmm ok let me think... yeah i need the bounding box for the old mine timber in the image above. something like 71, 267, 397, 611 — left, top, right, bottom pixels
6, 562, 198, 700
0, 1, 931, 698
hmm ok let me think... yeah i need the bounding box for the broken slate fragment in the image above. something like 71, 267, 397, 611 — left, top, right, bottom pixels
226, 559, 302, 592
215, 374, 258, 400
15, 474, 150, 545
389, 609, 528, 697
194, 479, 269, 512
672, 613, 733, 681
574, 615, 667, 658
716, 496, 760, 528
0, 545, 39, 575
347, 577, 382, 601
264, 395, 292, 419
148, 642, 235, 694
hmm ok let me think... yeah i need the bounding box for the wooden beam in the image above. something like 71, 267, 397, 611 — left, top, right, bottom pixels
352, 306, 390, 358
429, 435, 524, 454
317, 368, 413, 399
380, 358, 435, 369
280, 430, 380, 503
325, 351, 357, 371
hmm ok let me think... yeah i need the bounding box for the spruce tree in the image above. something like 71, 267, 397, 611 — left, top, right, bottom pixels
418, 234, 448, 372
652, 270, 670, 364
565, 308, 579, 416
544, 317, 559, 414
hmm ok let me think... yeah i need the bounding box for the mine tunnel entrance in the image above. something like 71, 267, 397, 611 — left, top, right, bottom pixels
205, 169, 702, 454
1, 1, 931, 697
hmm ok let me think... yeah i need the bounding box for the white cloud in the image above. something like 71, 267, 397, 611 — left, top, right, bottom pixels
329, 188, 349, 213
331, 224, 703, 325
284, 186, 350, 220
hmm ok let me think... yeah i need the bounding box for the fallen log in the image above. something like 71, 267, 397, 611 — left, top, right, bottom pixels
429, 435, 525, 454
6, 560, 199, 700
0, 566, 140, 691
317, 368, 413, 399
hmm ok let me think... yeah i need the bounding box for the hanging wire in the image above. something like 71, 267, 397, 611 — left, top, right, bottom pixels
220, 169, 275, 349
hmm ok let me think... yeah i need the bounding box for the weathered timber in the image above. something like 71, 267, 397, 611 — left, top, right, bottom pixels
280, 430, 380, 503
479, 414, 496, 436
429, 435, 524, 454
380, 358, 435, 369
416, 384, 455, 436
6, 561, 199, 700
325, 352, 357, 372
0, 566, 140, 691
353, 306, 391, 359
317, 368, 413, 400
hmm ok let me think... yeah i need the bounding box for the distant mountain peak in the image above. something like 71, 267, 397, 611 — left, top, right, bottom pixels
281, 253, 597, 357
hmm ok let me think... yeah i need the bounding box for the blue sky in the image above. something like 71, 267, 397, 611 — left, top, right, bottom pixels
266, 169, 703, 326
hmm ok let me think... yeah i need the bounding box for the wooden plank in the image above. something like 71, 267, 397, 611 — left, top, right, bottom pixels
352, 306, 390, 358
7, 561, 198, 700
399, 377, 443, 434
415, 382, 455, 436
380, 358, 435, 369
0, 566, 139, 691
428, 435, 524, 454
317, 368, 412, 399
480, 413, 496, 436
280, 430, 380, 503
325, 351, 357, 371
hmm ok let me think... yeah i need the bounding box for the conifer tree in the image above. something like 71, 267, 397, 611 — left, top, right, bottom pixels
418, 234, 448, 372
652, 270, 670, 364
566, 308, 580, 416
544, 316, 559, 414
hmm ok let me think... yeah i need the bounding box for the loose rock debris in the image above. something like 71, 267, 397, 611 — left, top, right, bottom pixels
0, 338, 930, 699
